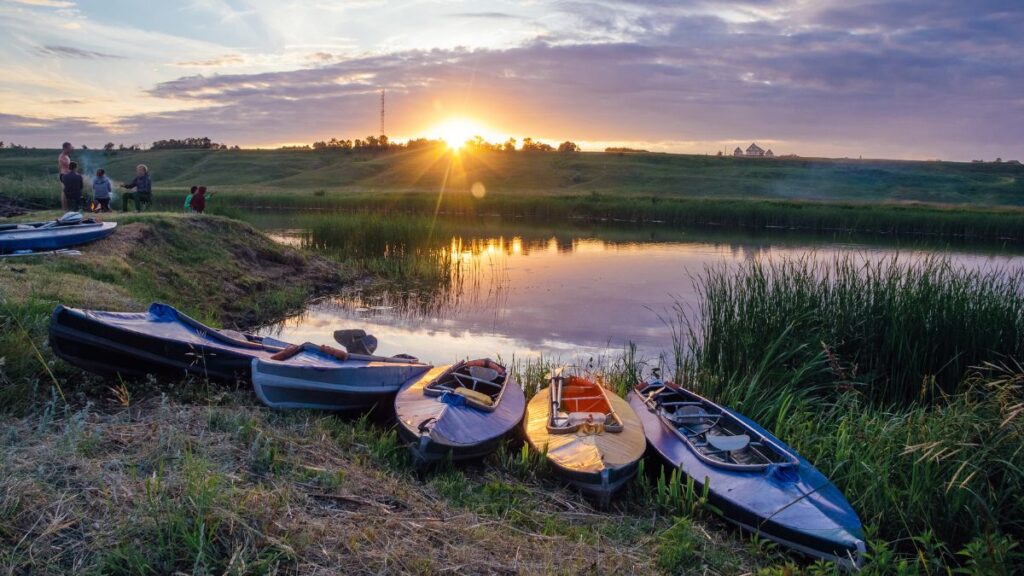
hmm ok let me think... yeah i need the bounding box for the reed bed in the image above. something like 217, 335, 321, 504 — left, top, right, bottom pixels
671, 255, 1024, 568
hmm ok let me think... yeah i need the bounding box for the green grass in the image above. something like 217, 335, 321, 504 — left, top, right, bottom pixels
4, 146, 1024, 241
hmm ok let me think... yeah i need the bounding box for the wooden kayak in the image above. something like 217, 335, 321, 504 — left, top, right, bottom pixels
627, 378, 865, 567
49, 302, 287, 380
395, 359, 525, 464
524, 373, 645, 505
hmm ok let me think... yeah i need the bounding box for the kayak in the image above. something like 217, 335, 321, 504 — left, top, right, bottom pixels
628, 378, 865, 567
251, 343, 432, 411
50, 302, 288, 380
395, 359, 525, 464
524, 372, 646, 505
0, 216, 116, 253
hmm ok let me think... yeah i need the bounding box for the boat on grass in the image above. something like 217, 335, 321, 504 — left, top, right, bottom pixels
395, 359, 525, 464
524, 371, 645, 505
627, 377, 865, 567
50, 302, 287, 380
251, 343, 431, 411
1, 213, 116, 253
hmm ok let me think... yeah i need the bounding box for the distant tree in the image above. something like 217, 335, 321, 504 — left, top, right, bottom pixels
232, 145, 240, 150
995, 157, 1003, 163
118, 143, 126, 150
503, 138, 516, 152
0, 141, 4, 148
558, 141, 579, 153
312, 140, 327, 150
103, 142, 115, 152
81, 144, 89, 150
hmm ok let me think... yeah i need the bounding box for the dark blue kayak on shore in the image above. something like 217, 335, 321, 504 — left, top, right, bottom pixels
50, 302, 288, 380
0, 217, 116, 253
627, 380, 864, 568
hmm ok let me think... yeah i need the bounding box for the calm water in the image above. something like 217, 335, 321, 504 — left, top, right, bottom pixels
240, 212, 1024, 365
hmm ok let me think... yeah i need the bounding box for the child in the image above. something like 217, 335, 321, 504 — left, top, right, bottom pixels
91, 168, 113, 212
185, 186, 196, 212
62, 161, 84, 212
121, 164, 152, 212
191, 185, 214, 214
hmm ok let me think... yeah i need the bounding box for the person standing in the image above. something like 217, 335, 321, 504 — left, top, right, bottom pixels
190, 185, 213, 214
121, 164, 152, 212
57, 142, 73, 211
91, 168, 113, 212
62, 161, 85, 212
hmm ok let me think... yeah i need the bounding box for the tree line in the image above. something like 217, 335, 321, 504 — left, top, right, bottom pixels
283, 135, 580, 153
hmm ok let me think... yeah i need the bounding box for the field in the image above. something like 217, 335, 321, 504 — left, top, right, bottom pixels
3, 146, 1024, 241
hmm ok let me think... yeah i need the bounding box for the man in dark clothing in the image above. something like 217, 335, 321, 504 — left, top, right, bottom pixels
62, 161, 84, 211
121, 164, 152, 212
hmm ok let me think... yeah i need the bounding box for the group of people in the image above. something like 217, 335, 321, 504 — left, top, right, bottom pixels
57, 141, 212, 214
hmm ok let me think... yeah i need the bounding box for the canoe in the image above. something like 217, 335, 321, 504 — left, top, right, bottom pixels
395, 359, 525, 464
251, 343, 432, 411
0, 217, 116, 253
627, 379, 865, 567
50, 302, 288, 380
524, 373, 646, 504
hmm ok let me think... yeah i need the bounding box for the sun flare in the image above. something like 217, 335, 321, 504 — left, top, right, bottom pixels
429, 117, 491, 150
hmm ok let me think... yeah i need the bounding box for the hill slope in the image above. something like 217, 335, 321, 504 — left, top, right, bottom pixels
3, 147, 1023, 205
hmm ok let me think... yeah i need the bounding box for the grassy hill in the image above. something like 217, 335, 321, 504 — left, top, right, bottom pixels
3, 146, 1024, 204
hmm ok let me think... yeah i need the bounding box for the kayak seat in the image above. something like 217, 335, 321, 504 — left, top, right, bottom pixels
707, 434, 751, 453
568, 412, 607, 426
668, 405, 718, 434
454, 387, 494, 407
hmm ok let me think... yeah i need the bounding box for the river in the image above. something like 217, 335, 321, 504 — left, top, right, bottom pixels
235, 211, 1024, 365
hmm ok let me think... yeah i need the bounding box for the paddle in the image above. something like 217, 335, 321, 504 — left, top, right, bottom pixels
333, 329, 377, 355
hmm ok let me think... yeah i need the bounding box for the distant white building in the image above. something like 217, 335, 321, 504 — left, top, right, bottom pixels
733, 143, 774, 158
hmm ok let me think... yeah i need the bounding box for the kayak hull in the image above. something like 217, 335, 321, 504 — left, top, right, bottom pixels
251, 349, 432, 411
49, 303, 282, 381
524, 385, 645, 504
627, 389, 864, 567
0, 221, 116, 253
395, 364, 526, 464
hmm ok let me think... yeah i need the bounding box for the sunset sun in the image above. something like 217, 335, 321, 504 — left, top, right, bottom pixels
429, 117, 490, 150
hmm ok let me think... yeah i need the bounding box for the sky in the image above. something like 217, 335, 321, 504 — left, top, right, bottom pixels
0, 0, 1021, 160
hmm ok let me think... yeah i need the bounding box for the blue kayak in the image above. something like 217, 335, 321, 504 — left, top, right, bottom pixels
50, 302, 288, 380
628, 380, 864, 567
0, 217, 116, 253
252, 344, 432, 411
394, 359, 526, 464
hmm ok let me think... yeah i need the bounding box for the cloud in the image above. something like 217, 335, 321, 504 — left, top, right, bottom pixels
35, 44, 123, 59
5, 0, 75, 7
173, 54, 246, 67
5, 0, 1024, 159
447, 12, 523, 20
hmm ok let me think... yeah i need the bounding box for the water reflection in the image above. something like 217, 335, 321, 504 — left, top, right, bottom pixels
250, 212, 1024, 365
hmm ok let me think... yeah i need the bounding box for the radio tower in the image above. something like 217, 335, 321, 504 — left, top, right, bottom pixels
379, 89, 385, 137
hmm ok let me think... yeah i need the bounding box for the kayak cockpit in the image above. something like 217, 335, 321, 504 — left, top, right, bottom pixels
548, 375, 625, 434
637, 380, 798, 471
423, 358, 508, 411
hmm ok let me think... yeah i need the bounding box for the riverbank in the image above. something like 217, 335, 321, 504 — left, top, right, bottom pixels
0, 212, 766, 574
2, 211, 1021, 574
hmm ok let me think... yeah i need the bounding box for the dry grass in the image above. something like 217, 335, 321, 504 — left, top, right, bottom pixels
0, 385, 759, 575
